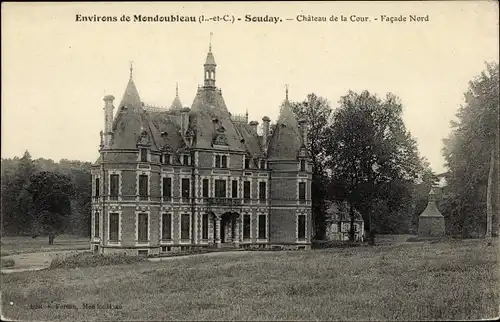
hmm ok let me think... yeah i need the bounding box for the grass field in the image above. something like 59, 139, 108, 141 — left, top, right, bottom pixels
0, 235, 89, 256
1, 239, 498, 321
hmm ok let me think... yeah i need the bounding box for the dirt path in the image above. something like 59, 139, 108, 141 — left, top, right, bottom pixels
1, 250, 87, 274
1, 249, 267, 274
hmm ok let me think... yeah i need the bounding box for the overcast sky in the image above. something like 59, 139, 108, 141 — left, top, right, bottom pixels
2, 1, 498, 173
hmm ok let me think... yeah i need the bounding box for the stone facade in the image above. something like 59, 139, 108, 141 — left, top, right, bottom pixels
324, 200, 365, 242
90, 44, 312, 255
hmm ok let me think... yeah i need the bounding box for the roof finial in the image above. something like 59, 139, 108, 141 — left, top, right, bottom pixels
428, 187, 436, 202
285, 84, 289, 101
176, 82, 179, 98
209, 32, 213, 52
245, 108, 249, 122
129, 61, 134, 79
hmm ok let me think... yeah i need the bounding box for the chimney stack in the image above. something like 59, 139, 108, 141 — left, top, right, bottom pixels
249, 121, 259, 134
262, 116, 270, 151
103, 95, 115, 148
180, 107, 190, 137
298, 118, 308, 147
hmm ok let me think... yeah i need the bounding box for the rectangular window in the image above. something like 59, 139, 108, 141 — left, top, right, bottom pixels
259, 181, 266, 201
202, 213, 209, 240
215, 155, 221, 168
139, 174, 148, 200
183, 155, 190, 166
243, 214, 250, 239
298, 214, 306, 239
258, 214, 266, 239
94, 212, 99, 238
162, 153, 171, 165
222, 155, 228, 168
162, 177, 172, 200
109, 174, 119, 200
300, 160, 306, 172
109, 213, 119, 242
181, 214, 190, 240
231, 180, 238, 198
244, 157, 250, 169
243, 181, 251, 201
260, 159, 266, 169
95, 178, 100, 197
299, 182, 306, 201
162, 213, 172, 240
140, 148, 148, 162
181, 178, 190, 201
202, 179, 209, 198
215, 179, 226, 198
138, 213, 148, 242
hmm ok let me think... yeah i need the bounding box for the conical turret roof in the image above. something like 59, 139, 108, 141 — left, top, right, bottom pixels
267, 86, 302, 159
109, 70, 162, 151
205, 51, 216, 66
118, 76, 141, 109
170, 83, 183, 110
419, 188, 444, 218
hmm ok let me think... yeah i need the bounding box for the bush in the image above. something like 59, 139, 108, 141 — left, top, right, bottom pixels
1, 258, 15, 268
49, 252, 145, 269
312, 240, 362, 249
406, 236, 453, 243
152, 247, 212, 258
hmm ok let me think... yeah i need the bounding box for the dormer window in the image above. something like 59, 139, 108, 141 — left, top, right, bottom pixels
140, 148, 148, 162
182, 154, 190, 166
244, 157, 250, 169
214, 154, 229, 168
260, 159, 266, 169
161, 153, 171, 165
300, 159, 306, 172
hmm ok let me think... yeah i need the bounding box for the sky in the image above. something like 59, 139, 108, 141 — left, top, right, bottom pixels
1, 1, 498, 173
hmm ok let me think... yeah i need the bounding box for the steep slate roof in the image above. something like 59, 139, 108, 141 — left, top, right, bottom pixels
118, 77, 142, 109
233, 122, 263, 157
104, 49, 303, 160
147, 111, 186, 153
205, 51, 216, 66
189, 87, 245, 150
267, 96, 303, 159
170, 83, 183, 110
419, 188, 444, 218
109, 77, 162, 151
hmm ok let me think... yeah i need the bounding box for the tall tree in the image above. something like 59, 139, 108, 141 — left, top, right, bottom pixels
2, 154, 94, 237
287, 93, 333, 239
1, 150, 36, 234
442, 61, 499, 239
24, 171, 74, 244
327, 91, 426, 242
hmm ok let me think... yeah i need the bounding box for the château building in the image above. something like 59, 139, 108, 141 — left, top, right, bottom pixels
90, 42, 312, 255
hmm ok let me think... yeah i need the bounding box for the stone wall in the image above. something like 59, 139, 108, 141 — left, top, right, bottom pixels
418, 216, 445, 237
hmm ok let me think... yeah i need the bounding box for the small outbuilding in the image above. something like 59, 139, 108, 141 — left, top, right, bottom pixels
325, 200, 365, 242
418, 188, 445, 237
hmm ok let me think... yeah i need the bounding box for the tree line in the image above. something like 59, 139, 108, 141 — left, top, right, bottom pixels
1, 153, 92, 242
1, 62, 497, 243
289, 61, 498, 241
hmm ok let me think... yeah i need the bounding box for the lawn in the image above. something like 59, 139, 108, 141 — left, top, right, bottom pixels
1, 235, 89, 256
1, 239, 498, 321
